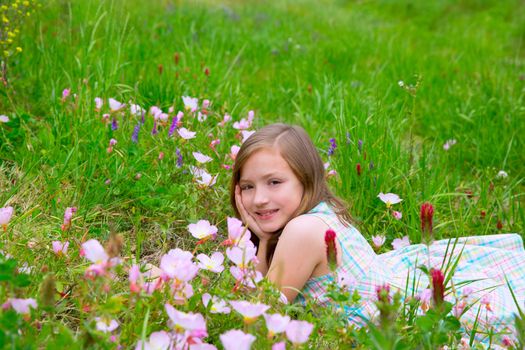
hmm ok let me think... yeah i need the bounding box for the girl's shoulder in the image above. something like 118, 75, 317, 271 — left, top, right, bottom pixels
280, 213, 330, 244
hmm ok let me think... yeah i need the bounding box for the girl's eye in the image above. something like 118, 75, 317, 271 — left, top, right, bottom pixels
269, 180, 281, 186
240, 185, 252, 191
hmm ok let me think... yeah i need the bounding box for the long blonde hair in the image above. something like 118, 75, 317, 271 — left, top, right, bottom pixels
230, 123, 351, 264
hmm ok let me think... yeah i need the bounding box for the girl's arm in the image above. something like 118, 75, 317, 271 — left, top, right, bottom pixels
266, 215, 330, 302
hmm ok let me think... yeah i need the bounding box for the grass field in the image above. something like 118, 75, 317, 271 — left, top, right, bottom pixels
1, 0, 525, 348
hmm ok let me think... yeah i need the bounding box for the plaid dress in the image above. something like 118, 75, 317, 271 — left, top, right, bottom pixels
296, 202, 525, 340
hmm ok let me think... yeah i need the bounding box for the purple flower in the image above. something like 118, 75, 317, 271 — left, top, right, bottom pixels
111, 117, 118, 131
132, 123, 140, 143
168, 115, 179, 137
358, 139, 363, 152
176, 148, 183, 168
141, 110, 145, 124
151, 120, 158, 135
328, 138, 337, 156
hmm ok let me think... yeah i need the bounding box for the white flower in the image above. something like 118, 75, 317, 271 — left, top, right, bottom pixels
182, 96, 198, 112
377, 192, 403, 208
192, 152, 212, 163
130, 103, 145, 116
108, 98, 125, 112
497, 170, 508, 179
392, 236, 410, 250
95, 317, 119, 333
0, 115, 9, 123
178, 128, 196, 140
443, 139, 457, 151
94, 97, 103, 110
371, 235, 385, 249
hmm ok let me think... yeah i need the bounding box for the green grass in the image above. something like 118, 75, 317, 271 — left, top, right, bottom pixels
0, 0, 524, 348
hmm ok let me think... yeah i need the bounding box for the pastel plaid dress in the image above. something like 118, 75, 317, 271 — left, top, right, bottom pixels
296, 201, 525, 340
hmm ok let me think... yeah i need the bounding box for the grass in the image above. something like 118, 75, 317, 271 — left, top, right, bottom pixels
0, 0, 524, 348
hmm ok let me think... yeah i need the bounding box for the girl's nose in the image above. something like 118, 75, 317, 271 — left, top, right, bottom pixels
253, 188, 269, 206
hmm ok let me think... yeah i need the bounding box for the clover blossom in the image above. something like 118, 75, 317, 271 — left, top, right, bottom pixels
430, 268, 445, 308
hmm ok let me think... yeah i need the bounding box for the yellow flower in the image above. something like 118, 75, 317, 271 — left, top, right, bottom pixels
16, 47, 22, 52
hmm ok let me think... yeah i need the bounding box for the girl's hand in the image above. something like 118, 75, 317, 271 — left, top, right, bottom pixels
235, 185, 273, 242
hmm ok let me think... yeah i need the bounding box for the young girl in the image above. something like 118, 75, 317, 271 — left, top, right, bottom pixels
230, 123, 525, 340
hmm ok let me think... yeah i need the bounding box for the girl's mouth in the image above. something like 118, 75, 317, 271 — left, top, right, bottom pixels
256, 209, 278, 220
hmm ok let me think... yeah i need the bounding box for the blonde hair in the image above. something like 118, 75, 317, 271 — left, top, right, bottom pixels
230, 123, 351, 263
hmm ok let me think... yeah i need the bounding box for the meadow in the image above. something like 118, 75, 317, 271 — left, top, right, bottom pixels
0, 0, 524, 348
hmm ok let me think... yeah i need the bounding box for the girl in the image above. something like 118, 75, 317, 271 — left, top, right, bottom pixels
230, 123, 525, 340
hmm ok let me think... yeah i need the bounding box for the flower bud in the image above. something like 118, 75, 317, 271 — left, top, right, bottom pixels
324, 229, 337, 272
420, 202, 434, 241
430, 268, 445, 308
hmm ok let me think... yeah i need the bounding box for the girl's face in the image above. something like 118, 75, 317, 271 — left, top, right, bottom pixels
238, 147, 304, 234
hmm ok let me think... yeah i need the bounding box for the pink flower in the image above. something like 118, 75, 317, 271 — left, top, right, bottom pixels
377, 192, 403, 208
229, 266, 263, 288
52, 241, 69, 256
392, 211, 402, 220
220, 330, 256, 350
453, 300, 467, 318
241, 130, 255, 143
61, 206, 77, 231
0, 115, 9, 123
371, 235, 385, 249
285, 320, 314, 345
392, 236, 410, 250
192, 152, 212, 164
95, 317, 119, 333
135, 331, 172, 350
224, 217, 251, 247
195, 171, 217, 187
229, 145, 240, 160
129, 103, 145, 116
233, 118, 251, 130
264, 313, 290, 337
417, 288, 432, 312
82, 239, 109, 264
62, 88, 70, 100
272, 342, 286, 350
160, 250, 199, 282
129, 264, 143, 293
188, 220, 218, 241
178, 127, 196, 140
230, 300, 270, 323
324, 229, 337, 271
197, 252, 224, 273
202, 293, 231, 314
443, 139, 457, 151
431, 268, 445, 307
0, 206, 14, 230
190, 344, 217, 350
94, 97, 103, 110
226, 245, 257, 268
218, 113, 231, 127
109, 138, 117, 146
165, 303, 206, 334
480, 293, 493, 312
182, 96, 198, 112
202, 99, 210, 109
108, 98, 125, 112
5, 298, 37, 314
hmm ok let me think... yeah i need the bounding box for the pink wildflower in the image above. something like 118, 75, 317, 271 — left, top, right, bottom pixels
392, 236, 410, 250
285, 320, 314, 345
182, 96, 198, 112
392, 211, 402, 220
192, 152, 212, 164
52, 241, 69, 256
272, 342, 286, 350
417, 288, 432, 312
135, 331, 172, 350
226, 245, 257, 268
196, 252, 224, 273
480, 293, 493, 312
220, 330, 256, 350
108, 98, 125, 112
94, 97, 103, 110
377, 192, 403, 208
371, 235, 385, 249
165, 303, 207, 334
202, 293, 231, 314
233, 118, 251, 130
178, 127, 196, 140
61, 206, 77, 231
95, 317, 119, 333
241, 130, 255, 143
230, 300, 270, 324
5, 298, 37, 314
0, 206, 14, 231
218, 113, 231, 127
264, 313, 290, 337
188, 220, 218, 241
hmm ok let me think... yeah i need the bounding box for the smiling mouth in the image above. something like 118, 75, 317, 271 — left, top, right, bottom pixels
256, 209, 278, 219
